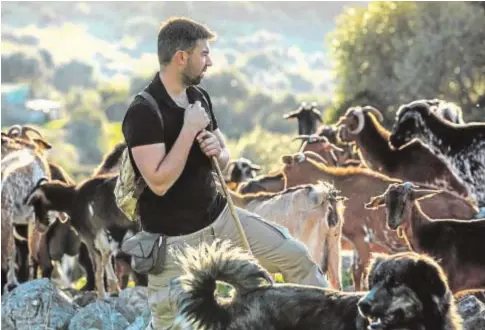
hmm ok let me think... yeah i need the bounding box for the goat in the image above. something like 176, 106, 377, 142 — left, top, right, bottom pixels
1, 139, 51, 293
390, 100, 485, 210
283, 101, 323, 136
316, 124, 361, 164
24, 173, 140, 298
365, 182, 485, 294
2, 125, 87, 286
292, 134, 349, 167
237, 171, 285, 194
281, 151, 480, 290
336, 106, 469, 197
228, 182, 345, 289
224, 157, 262, 190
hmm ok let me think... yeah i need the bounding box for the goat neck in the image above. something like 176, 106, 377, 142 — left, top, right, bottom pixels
354, 113, 393, 171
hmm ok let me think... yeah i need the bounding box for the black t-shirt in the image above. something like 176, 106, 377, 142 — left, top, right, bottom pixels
122, 73, 227, 236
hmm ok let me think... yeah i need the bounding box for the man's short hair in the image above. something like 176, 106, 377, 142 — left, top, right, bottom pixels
157, 17, 216, 66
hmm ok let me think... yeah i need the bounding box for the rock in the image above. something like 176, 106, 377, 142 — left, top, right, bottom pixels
125, 308, 151, 330
68, 300, 129, 330
457, 295, 485, 330
458, 295, 485, 318
114, 286, 149, 323
1, 278, 78, 330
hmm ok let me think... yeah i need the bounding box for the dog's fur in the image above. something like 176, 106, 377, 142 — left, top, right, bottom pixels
359, 252, 463, 330
168, 240, 462, 330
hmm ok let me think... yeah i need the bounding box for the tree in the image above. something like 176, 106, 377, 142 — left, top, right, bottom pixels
326, 1, 485, 124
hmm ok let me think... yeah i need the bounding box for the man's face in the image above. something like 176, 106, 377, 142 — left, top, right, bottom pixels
181, 39, 213, 86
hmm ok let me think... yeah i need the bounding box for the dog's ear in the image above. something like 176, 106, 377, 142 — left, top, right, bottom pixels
415, 258, 448, 298
366, 253, 387, 287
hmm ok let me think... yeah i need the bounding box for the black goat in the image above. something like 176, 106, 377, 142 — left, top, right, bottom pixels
225, 158, 261, 189
25, 173, 140, 298
283, 101, 323, 136
337, 106, 469, 197
366, 182, 485, 294
390, 100, 485, 209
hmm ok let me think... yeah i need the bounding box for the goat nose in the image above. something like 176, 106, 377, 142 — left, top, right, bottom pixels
358, 299, 372, 315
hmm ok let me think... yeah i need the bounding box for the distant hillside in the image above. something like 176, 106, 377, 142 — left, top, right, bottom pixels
1, 1, 367, 94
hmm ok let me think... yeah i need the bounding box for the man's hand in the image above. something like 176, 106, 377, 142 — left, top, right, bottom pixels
196, 130, 222, 158
184, 101, 210, 134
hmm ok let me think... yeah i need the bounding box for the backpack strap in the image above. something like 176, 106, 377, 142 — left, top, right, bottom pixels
138, 90, 164, 131
137, 90, 165, 170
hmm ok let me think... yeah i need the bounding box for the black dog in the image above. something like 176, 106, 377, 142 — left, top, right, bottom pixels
168, 240, 462, 330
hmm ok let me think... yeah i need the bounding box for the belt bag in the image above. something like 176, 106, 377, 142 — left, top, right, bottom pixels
120, 231, 167, 275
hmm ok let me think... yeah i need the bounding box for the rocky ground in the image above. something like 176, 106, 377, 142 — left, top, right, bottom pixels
2, 277, 485, 330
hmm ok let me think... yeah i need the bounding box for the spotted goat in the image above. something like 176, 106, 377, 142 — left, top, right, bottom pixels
390, 100, 485, 212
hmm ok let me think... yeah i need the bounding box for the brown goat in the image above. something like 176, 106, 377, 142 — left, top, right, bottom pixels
281, 151, 480, 290
237, 171, 285, 194
365, 182, 485, 294
227, 182, 345, 290
336, 106, 469, 197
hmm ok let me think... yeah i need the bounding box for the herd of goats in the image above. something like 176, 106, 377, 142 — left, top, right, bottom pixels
1, 97, 485, 328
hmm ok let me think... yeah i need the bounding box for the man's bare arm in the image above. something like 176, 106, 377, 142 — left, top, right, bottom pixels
131, 127, 197, 196
131, 101, 210, 196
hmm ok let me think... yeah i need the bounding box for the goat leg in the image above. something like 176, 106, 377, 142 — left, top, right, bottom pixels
5, 235, 19, 293
78, 244, 95, 291
104, 254, 120, 295
86, 245, 106, 299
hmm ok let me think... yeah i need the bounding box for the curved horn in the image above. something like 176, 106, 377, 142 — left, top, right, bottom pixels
292, 135, 312, 141
21, 125, 44, 140
36, 177, 50, 188
363, 106, 384, 122
6, 125, 22, 137
347, 108, 365, 135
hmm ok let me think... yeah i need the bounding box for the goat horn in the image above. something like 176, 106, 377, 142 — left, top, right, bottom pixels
21, 125, 44, 140
292, 135, 312, 141
347, 108, 365, 135
363, 106, 384, 122
6, 125, 22, 137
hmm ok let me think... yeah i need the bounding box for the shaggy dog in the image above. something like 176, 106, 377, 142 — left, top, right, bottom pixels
358, 252, 463, 330
168, 240, 462, 330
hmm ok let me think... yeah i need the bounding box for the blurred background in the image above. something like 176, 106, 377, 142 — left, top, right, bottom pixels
2, 1, 484, 181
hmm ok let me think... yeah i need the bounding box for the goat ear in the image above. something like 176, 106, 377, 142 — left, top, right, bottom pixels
411, 189, 442, 201
365, 195, 386, 210
250, 163, 261, 171
283, 110, 299, 119
280, 155, 293, 165
33, 138, 52, 151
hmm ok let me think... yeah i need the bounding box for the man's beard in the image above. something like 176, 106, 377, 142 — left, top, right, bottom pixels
181, 66, 205, 86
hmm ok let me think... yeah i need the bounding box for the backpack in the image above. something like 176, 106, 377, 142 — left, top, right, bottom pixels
114, 86, 210, 222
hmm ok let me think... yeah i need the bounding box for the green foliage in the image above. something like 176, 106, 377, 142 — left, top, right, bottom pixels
327, 1, 485, 124
65, 105, 110, 165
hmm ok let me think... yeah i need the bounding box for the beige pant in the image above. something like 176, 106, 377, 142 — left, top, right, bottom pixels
145, 204, 329, 329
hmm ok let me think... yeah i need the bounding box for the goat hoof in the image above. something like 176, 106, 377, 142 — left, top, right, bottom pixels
4, 282, 18, 293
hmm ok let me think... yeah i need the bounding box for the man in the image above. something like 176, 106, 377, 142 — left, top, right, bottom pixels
122, 17, 329, 330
